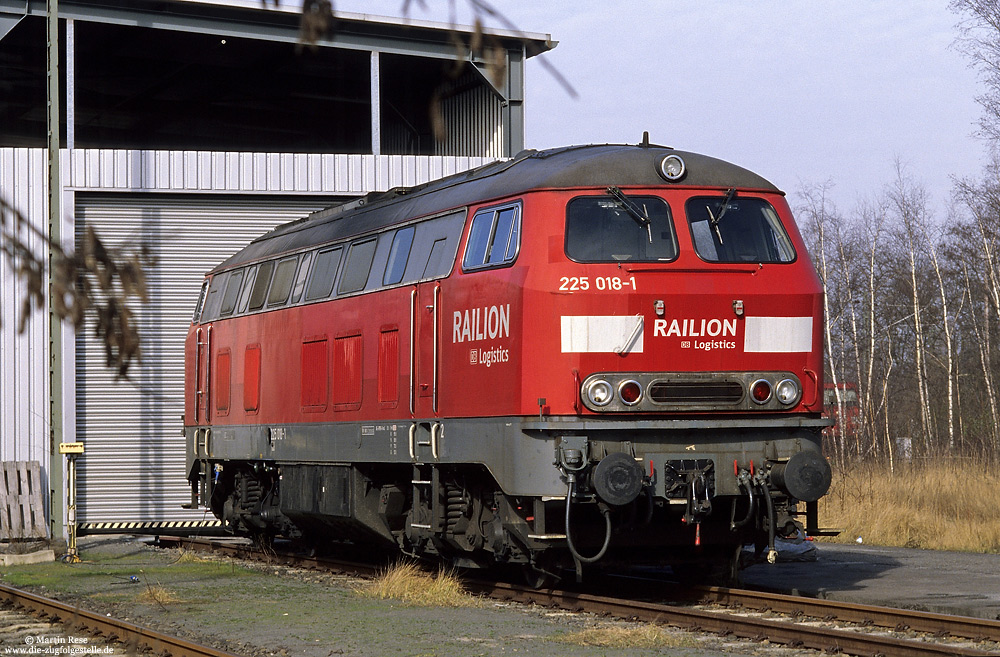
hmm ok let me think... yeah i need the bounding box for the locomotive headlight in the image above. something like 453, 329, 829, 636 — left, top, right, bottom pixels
750, 379, 772, 404
618, 380, 643, 406
659, 154, 686, 181
775, 378, 801, 406
585, 379, 614, 407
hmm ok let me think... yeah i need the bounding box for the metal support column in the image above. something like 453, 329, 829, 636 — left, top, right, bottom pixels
504, 46, 525, 156
371, 50, 381, 156
47, 0, 64, 542
65, 18, 74, 149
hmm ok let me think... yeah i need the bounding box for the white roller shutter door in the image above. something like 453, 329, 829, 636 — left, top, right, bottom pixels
75, 194, 338, 529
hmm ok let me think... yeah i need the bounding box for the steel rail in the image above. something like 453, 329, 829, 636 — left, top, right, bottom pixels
695, 584, 1000, 643
157, 535, 383, 577
0, 583, 242, 657
470, 581, 998, 657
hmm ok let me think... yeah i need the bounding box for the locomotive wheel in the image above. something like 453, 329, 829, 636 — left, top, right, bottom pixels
522, 564, 560, 590
520, 552, 561, 589
496, 558, 560, 589
673, 543, 742, 587
708, 542, 743, 588
250, 531, 276, 553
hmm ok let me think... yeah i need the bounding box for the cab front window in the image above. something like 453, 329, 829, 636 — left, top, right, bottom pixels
686, 196, 796, 263
565, 195, 677, 262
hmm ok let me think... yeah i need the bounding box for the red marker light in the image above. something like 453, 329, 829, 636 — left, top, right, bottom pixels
750, 379, 772, 404
618, 380, 642, 405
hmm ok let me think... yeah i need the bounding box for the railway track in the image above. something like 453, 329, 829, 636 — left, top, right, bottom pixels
474, 581, 998, 657
0, 583, 241, 657
157, 536, 1000, 657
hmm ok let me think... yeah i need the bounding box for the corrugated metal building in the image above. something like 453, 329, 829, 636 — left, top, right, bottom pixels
0, 0, 553, 538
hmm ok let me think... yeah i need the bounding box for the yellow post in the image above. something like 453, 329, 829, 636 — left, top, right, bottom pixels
58, 442, 83, 563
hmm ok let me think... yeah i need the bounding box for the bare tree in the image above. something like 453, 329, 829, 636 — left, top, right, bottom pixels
952, 0, 1000, 141
953, 168, 1000, 454
922, 219, 956, 452
798, 182, 848, 465
888, 166, 934, 451
855, 195, 890, 459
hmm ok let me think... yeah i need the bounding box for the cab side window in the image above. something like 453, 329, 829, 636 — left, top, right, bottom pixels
462, 203, 521, 271
192, 279, 209, 323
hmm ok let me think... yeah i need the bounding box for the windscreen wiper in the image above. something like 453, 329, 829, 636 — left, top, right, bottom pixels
706, 187, 736, 245
606, 186, 652, 243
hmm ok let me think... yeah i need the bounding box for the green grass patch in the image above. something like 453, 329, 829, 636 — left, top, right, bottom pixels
0, 550, 258, 595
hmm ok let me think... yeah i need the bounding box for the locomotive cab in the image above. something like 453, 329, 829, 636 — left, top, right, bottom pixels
183, 144, 833, 585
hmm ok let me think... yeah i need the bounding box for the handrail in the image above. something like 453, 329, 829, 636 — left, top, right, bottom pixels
409, 288, 416, 416
432, 285, 440, 413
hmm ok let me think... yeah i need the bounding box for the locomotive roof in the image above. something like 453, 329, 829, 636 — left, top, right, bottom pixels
213, 144, 781, 272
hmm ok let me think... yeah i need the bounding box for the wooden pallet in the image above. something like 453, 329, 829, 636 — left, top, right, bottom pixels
0, 461, 47, 540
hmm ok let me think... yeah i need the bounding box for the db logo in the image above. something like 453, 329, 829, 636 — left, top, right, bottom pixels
469, 349, 478, 365
681, 341, 691, 349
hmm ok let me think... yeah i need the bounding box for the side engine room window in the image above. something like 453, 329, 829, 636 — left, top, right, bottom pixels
383, 227, 415, 286
290, 252, 313, 303
462, 202, 521, 271
305, 247, 343, 301
219, 269, 245, 317
565, 195, 677, 262
339, 238, 378, 295
248, 260, 275, 311
267, 256, 299, 307
237, 266, 258, 313
686, 196, 796, 263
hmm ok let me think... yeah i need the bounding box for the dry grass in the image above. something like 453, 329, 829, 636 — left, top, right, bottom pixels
819, 460, 1000, 553
135, 585, 181, 605
173, 549, 208, 564
357, 562, 480, 607
552, 624, 697, 649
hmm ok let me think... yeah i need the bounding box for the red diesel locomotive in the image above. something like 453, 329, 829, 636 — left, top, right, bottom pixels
184, 142, 832, 584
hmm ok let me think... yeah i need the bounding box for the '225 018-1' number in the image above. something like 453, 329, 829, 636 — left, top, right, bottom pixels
558, 276, 637, 292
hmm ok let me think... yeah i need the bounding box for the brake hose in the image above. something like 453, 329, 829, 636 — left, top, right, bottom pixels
730, 477, 756, 530
758, 481, 778, 563
564, 479, 612, 564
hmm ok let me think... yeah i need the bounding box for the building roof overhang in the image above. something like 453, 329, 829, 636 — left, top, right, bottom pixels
0, 0, 555, 59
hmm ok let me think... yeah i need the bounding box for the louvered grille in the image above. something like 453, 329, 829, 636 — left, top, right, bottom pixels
648, 381, 744, 404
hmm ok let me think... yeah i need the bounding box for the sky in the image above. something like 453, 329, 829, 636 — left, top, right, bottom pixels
332, 1, 985, 218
